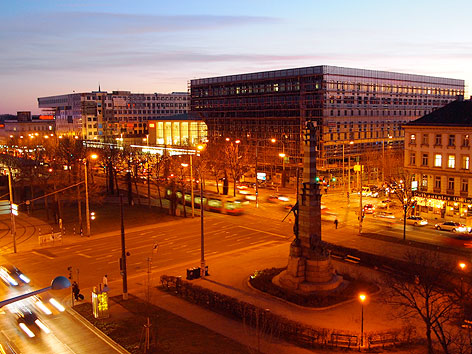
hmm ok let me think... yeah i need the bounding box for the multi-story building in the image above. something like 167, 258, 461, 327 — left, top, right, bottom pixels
0, 111, 55, 144
147, 113, 207, 147
404, 99, 472, 224
191, 65, 464, 180
38, 90, 189, 141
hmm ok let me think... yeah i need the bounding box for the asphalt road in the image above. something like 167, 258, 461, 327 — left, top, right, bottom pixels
1, 184, 471, 353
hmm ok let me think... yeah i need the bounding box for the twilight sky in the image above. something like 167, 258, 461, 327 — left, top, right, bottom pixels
1, 0, 471, 114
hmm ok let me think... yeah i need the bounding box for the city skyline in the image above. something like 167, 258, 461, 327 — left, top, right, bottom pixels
1, 0, 471, 114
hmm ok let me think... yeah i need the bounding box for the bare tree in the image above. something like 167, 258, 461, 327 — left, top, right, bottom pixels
203, 142, 226, 195
382, 250, 464, 354
387, 172, 416, 241
225, 142, 250, 196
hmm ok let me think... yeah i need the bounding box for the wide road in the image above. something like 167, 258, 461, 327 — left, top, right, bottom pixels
1, 187, 471, 353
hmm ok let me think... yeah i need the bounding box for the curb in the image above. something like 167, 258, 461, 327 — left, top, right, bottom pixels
67, 306, 131, 354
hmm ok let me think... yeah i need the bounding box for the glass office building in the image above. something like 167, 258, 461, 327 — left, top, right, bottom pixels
191, 65, 464, 177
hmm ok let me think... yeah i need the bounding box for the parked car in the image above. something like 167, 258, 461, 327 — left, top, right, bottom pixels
434, 221, 468, 233
406, 216, 428, 226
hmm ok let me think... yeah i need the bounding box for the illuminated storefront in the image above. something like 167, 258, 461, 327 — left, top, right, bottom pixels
413, 192, 472, 224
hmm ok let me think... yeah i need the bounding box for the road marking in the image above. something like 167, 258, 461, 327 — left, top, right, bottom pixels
237, 225, 288, 239
32, 251, 55, 259
76, 253, 92, 258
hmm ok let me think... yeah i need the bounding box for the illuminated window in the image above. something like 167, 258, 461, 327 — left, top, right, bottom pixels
448, 155, 455, 168
410, 134, 416, 144
422, 174, 428, 187
463, 156, 470, 170
434, 154, 442, 167
463, 135, 470, 147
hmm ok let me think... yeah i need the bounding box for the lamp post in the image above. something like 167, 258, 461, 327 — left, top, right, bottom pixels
382, 135, 392, 184
359, 293, 366, 348
459, 262, 466, 298
255, 141, 260, 208
84, 154, 98, 237
7, 167, 17, 253
196, 144, 206, 278
190, 154, 195, 218
0, 276, 70, 308
279, 152, 286, 188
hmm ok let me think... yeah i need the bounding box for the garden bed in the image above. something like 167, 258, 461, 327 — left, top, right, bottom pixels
249, 267, 379, 308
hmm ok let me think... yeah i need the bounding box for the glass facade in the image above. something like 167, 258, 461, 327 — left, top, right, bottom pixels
191, 65, 464, 173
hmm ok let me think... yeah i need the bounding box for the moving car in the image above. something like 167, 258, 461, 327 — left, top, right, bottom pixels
377, 199, 394, 209
406, 216, 428, 226
0, 265, 30, 287
374, 211, 395, 219
363, 204, 375, 214
434, 221, 468, 233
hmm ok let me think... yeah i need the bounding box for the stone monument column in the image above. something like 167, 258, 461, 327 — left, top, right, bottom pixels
275, 121, 343, 293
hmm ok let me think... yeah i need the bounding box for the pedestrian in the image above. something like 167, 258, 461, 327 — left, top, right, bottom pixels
103, 274, 109, 292
72, 281, 80, 301
334, 218, 339, 229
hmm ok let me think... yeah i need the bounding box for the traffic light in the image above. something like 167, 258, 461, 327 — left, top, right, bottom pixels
315, 177, 320, 182
332, 177, 336, 182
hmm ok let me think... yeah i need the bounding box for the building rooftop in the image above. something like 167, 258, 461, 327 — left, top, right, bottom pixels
191, 65, 464, 87
406, 99, 472, 127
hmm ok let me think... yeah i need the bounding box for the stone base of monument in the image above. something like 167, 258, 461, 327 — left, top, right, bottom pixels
274, 245, 344, 293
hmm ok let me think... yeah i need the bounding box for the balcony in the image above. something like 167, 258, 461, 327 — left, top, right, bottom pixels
460, 191, 469, 198
433, 188, 441, 194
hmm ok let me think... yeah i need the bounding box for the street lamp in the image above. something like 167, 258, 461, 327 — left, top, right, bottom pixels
278, 152, 286, 188
7, 167, 17, 253
84, 153, 98, 236
459, 262, 467, 298
196, 144, 206, 278
382, 135, 393, 184
271, 137, 287, 188
0, 276, 70, 308
359, 293, 367, 348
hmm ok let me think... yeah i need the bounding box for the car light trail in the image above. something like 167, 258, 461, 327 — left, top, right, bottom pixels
19, 274, 30, 283
35, 300, 52, 315
49, 298, 65, 312
35, 319, 51, 334
18, 323, 35, 338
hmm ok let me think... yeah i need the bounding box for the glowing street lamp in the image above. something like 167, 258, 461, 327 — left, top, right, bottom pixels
459, 262, 467, 298
359, 293, 367, 347
85, 153, 98, 236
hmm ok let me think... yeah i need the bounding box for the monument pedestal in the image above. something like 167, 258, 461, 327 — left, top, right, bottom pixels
275, 244, 343, 293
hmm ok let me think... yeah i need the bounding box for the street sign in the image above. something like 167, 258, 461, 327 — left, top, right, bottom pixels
11, 203, 18, 216
0, 200, 9, 215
